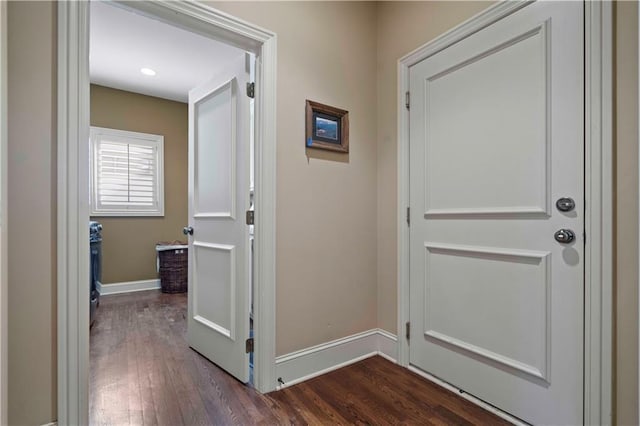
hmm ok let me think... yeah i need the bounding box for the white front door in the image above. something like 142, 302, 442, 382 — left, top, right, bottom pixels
186, 54, 251, 383
408, 2, 583, 424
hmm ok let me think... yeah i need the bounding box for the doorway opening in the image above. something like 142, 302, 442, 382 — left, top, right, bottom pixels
88, 3, 258, 421
89, 2, 255, 423
58, 2, 277, 424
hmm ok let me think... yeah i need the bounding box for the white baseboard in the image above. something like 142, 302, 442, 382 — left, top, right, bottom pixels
41, 422, 57, 426
97, 279, 160, 295
377, 328, 398, 363
274, 328, 397, 389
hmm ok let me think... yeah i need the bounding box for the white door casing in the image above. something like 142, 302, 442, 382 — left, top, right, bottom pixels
408, 2, 583, 424
187, 54, 251, 383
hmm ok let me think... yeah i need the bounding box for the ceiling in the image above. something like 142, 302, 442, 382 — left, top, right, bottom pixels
90, 1, 245, 103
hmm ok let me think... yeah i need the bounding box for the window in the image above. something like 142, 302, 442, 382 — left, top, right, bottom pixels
90, 127, 164, 216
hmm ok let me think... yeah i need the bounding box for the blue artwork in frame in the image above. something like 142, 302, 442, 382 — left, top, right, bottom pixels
305, 100, 349, 153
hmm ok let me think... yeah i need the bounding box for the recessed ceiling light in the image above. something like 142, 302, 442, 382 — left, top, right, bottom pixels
140, 68, 156, 76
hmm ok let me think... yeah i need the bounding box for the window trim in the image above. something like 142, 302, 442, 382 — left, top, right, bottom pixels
90, 126, 165, 217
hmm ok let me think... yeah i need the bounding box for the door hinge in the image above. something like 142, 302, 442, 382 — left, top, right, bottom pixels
246, 82, 255, 98
246, 210, 254, 225
406, 207, 410, 226
405, 322, 410, 342
405, 91, 410, 110
246, 337, 254, 353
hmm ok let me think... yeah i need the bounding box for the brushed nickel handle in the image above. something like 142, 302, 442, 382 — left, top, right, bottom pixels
554, 229, 575, 244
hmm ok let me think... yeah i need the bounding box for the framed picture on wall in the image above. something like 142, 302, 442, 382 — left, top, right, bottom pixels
305, 100, 349, 153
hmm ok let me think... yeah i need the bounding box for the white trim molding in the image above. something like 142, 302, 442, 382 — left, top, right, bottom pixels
58, 2, 277, 425
58, 3, 91, 424
377, 328, 398, 363
274, 329, 397, 390
397, 1, 612, 424
97, 279, 160, 296
584, 2, 613, 424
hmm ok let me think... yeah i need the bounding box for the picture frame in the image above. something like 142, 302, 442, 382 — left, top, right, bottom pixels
305, 100, 349, 153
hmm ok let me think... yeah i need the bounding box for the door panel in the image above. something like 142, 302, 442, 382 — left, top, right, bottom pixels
409, 2, 583, 424
187, 54, 251, 383
423, 243, 550, 381
424, 24, 548, 215
193, 242, 235, 338
194, 80, 236, 218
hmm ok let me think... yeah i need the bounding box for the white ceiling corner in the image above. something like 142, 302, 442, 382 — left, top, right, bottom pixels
89, 1, 246, 103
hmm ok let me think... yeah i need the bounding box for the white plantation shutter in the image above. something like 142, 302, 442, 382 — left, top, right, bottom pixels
90, 127, 164, 216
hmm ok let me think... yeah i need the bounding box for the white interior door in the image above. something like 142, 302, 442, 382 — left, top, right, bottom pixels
408, 2, 583, 424
187, 54, 251, 383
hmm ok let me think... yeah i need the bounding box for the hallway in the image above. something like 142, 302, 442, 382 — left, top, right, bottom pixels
90, 291, 509, 425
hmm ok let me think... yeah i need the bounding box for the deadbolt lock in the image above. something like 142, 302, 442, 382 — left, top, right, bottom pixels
556, 197, 575, 212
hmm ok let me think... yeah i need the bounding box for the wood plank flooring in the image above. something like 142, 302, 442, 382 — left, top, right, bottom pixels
90, 290, 511, 425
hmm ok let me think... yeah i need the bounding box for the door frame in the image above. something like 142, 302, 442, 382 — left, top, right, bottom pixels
396, 1, 613, 424
57, 1, 277, 424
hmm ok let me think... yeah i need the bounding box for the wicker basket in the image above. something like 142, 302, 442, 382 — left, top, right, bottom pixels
156, 243, 188, 293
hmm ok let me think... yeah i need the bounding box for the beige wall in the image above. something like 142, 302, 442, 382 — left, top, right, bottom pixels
90, 85, 188, 284
5, 2, 639, 424
375, 0, 493, 334
7, 1, 57, 424
210, 2, 379, 356
614, 2, 639, 424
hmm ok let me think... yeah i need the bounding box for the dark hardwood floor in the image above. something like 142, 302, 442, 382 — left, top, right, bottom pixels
90, 290, 510, 425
